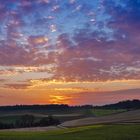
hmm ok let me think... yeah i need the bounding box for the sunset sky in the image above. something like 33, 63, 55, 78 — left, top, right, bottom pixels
0, 0, 140, 106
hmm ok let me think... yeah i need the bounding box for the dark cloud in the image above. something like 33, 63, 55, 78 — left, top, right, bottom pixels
106, 0, 140, 42
0, 0, 139, 82
0, 79, 6, 82
49, 27, 140, 81
5, 83, 31, 89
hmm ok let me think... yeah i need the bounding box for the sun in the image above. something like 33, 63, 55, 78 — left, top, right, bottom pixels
49, 95, 71, 104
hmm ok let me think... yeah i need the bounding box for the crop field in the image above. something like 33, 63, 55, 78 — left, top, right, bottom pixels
0, 113, 87, 125
0, 124, 140, 140
0, 108, 126, 124
62, 109, 140, 127
0, 108, 139, 140
92, 109, 126, 117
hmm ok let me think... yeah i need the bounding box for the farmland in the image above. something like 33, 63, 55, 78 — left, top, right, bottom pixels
0, 124, 140, 140
0, 101, 139, 140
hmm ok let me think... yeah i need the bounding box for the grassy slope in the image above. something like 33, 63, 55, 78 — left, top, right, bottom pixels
92, 109, 126, 117
0, 125, 140, 140
62, 109, 140, 127
0, 114, 86, 124
0, 109, 93, 124
0, 109, 126, 124
0, 115, 42, 124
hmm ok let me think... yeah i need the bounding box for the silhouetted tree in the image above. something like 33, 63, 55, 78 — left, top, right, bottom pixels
0, 122, 14, 129
15, 115, 35, 128
39, 115, 60, 126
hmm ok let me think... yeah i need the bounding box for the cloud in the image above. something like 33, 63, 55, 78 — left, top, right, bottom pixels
0, 26, 139, 82
28, 35, 49, 46
0, 0, 139, 84
48, 28, 140, 81
0, 95, 4, 98
105, 0, 140, 44
5, 83, 31, 89
0, 79, 6, 82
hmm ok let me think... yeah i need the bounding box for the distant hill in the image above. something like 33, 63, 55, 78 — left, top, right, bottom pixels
0, 104, 93, 112
0, 99, 140, 111
96, 100, 140, 109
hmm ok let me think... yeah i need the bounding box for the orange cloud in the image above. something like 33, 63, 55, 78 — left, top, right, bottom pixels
28, 36, 49, 45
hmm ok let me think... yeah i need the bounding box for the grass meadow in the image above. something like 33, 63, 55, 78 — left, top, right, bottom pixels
0, 124, 140, 140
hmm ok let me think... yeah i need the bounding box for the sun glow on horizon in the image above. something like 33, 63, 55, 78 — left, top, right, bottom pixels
49, 95, 72, 104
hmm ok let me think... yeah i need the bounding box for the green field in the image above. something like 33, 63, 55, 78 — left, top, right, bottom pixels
0, 114, 86, 125
0, 108, 127, 125
0, 115, 42, 124
0, 108, 94, 124
92, 109, 126, 117
0, 125, 140, 140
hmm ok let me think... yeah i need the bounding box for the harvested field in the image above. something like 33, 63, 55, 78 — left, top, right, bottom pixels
61, 109, 140, 127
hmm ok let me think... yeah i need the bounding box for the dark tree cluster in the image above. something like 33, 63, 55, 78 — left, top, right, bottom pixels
0, 104, 93, 112
0, 122, 14, 129
95, 100, 140, 109
38, 116, 60, 127
0, 115, 60, 129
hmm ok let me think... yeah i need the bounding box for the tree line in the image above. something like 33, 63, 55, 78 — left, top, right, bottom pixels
95, 99, 140, 109
0, 115, 60, 129
0, 104, 93, 112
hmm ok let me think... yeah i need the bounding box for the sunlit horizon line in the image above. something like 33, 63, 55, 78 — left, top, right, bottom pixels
0, 98, 139, 107
30, 79, 140, 84
1, 79, 139, 92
